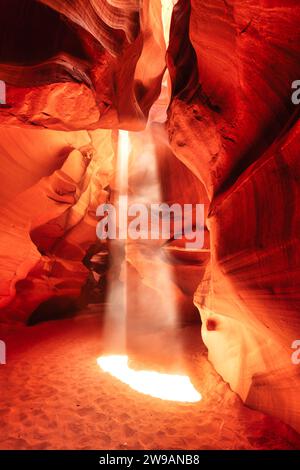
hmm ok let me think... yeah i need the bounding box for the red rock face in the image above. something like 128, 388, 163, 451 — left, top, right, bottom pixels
167, 0, 300, 432
168, 0, 300, 197
0, 129, 114, 321
1, 0, 300, 435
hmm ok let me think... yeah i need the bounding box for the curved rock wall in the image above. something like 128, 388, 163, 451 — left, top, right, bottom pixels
167, 0, 300, 432
0, 128, 114, 322
0, 0, 165, 130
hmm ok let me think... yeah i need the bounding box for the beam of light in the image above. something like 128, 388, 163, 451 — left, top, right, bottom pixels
117, 130, 130, 195
101, 130, 131, 354
101, 1, 184, 358
97, 355, 202, 403
127, 131, 182, 331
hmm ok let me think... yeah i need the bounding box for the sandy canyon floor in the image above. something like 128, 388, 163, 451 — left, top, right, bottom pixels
1, 310, 300, 450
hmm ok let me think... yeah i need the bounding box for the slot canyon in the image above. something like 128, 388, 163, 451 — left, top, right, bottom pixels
1, 0, 300, 452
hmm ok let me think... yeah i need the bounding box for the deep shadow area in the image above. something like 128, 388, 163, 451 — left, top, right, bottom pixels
0, 0, 88, 65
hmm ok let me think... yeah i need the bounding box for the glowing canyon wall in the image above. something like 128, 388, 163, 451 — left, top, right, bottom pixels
1, 0, 300, 433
